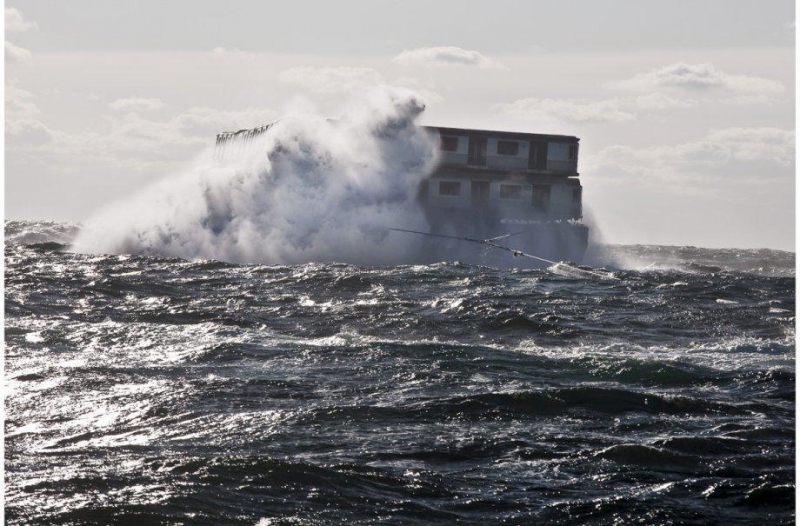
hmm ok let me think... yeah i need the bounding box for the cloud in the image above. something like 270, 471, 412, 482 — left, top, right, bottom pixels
8, 103, 276, 172
497, 97, 635, 123
278, 66, 385, 94
277, 66, 444, 104
109, 97, 166, 112
209, 47, 251, 58
586, 127, 795, 192
501, 65, 780, 124
5, 86, 53, 144
633, 92, 697, 110
5, 40, 31, 62
6, 119, 53, 145
497, 92, 696, 124
5, 7, 37, 32
172, 106, 277, 135
393, 46, 504, 69
5, 8, 35, 63
608, 63, 784, 94
703, 127, 795, 165
6, 86, 41, 119
391, 76, 445, 104
77, 105, 276, 167
719, 94, 775, 105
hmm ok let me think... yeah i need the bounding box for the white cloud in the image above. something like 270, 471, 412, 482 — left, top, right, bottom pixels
6, 86, 52, 144
391, 77, 445, 104
608, 62, 784, 94
497, 97, 636, 123
5, 40, 31, 62
6, 86, 41, 119
719, 94, 776, 105
497, 92, 696, 124
393, 46, 504, 69
173, 106, 276, 135
634, 92, 697, 110
80, 105, 275, 165
5, 8, 35, 63
209, 47, 251, 58
587, 127, 795, 192
278, 66, 384, 94
5, 7, 37, 32
277, 66, 445, 104
501, 69, 776, 124
6, 119, 53, 145
109, 97, 166, 112
704, 127, 795, 165
8, 103, 276, 172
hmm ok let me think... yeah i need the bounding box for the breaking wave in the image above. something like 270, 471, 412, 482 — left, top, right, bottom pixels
72, 87, 438, 265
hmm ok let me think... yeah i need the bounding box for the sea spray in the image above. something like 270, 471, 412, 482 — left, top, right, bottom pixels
73, 87, 439, 265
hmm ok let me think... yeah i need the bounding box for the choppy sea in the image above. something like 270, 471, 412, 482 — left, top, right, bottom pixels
5, 220, 795, 525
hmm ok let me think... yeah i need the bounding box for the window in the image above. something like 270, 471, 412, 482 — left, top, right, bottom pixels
568, 144, 578, 160
532, 185, 551, 211
439, 181, 461, 196
528, 141, 548, 170
497, 140, 519, 156
468, 137, 488, 166
440, 136, 459, 152
499, 184, 524, 199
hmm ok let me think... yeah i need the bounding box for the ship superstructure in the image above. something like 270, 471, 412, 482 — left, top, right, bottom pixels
423, 127, 582, 219
418, 126, 588, 262
215, 123, 589, 264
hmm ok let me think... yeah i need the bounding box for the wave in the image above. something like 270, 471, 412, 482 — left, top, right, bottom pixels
71, 87, 439, 265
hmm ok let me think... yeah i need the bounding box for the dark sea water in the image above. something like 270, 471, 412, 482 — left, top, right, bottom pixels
5, 220, 796, 525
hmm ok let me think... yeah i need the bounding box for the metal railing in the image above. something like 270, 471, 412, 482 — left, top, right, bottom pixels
214, 122, 276, 160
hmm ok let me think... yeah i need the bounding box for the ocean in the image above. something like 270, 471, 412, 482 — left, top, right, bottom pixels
5, 220, 795, 524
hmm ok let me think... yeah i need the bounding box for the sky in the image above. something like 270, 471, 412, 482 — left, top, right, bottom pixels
5, 0, 796, 250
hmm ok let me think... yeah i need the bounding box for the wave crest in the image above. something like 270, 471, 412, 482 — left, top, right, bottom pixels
73, 87, 438, 265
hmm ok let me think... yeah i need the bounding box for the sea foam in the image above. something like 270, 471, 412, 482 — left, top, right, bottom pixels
73, 87, 438, 265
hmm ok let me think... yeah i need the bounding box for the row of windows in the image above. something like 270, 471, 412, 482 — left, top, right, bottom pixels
438, 181, 552, 200
436, 181, 556, 210
441, 136, 522, 156
436, 181, 582, 203
440, 136, 578, 161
